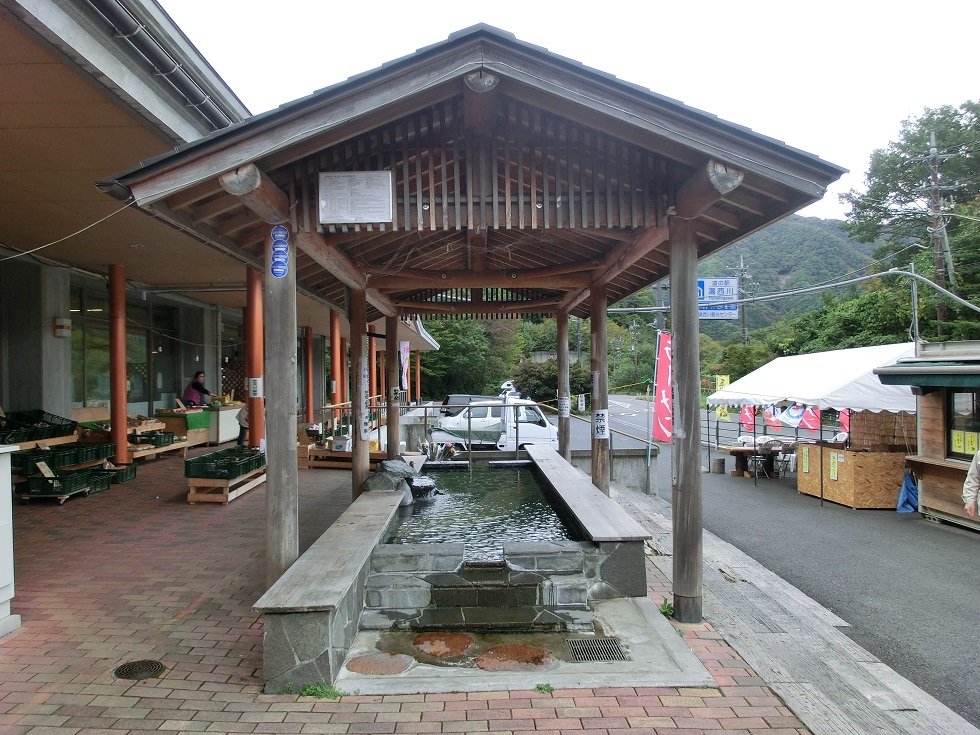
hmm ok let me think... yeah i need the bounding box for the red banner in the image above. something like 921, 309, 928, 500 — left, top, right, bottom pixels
763, 404, 782, 428
800, 407, 821, 432
838, 408, 850, 432
651, 332, 673, 443
739, 406, 755, 432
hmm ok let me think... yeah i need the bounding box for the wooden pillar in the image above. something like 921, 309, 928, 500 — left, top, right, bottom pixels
415, 350, 421, 403
304, 325, 314, 424
380, 353, 386, 406
350, 290, 370, 497
670, 217, 703, 623
557, 311, 571, 462
590, 283, 609, 495
368, 336, 378, 402
246, 268, 264, 447
329, 309, 341, 426
108, 264, 130, 465
340, 338, 349, 405
386, 315, 401, 459
264, 225, 299, 587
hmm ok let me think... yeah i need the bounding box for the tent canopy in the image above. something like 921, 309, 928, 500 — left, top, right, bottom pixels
707, 343, 917, 413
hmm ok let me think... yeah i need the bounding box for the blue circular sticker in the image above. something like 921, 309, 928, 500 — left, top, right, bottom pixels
271, 261, 288, 279
271, 225, 289, 241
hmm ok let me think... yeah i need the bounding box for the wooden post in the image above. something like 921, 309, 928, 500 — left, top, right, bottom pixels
557, 311, 571, 462
670, 217, 703, 623
108, 264, 129, 465
329, 309, 341, 427
246, 268, 264, 447
380, 352, 386, 407
386, 315, 400, 459
340, 339, 349, 404
369, 336, 378, 403
415, 350, 421, 403
264, 226, 299, 587
350, 290, 370, 497
590, 283, 609, 495
304, 325, 314, 424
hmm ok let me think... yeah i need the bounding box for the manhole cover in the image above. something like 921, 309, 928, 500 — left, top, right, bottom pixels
566, 637, 629, 662
112, 659, 166, 680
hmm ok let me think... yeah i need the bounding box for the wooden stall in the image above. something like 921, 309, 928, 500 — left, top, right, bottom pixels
874, 340, 980, 531
796, 411, 915, 509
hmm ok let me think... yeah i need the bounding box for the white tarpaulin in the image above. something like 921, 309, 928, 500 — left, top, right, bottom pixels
706, 342, 916, 413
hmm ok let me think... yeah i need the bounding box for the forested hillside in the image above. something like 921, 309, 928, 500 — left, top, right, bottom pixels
694, 215, 875, 342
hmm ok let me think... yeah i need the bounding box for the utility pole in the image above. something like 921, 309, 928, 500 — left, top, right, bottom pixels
913, 130, 959, 337
727, 255, 752, 344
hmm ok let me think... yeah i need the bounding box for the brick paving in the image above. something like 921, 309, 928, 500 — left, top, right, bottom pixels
1, 451, 811, 734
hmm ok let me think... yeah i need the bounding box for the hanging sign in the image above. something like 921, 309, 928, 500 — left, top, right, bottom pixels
399, 341, 411, 390
558, 397, 571, 418
248, 377, 263, 398
319, 171, 394, 224
578, 394, 585, 412
270, 226, 289, 279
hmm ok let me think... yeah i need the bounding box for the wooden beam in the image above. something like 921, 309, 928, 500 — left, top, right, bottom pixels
370, 269, 590, 292
674, 160, 745, 220
394, 298, 561, 315
219, 164, 291, 225
557, 225, 670, 312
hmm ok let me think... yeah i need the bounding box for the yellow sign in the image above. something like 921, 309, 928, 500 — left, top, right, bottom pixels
829, 452, 839, 481
951, 430, 965, 454
801, 446, 809, 473
716, 375, 730, 390
716, 406, 730, 421
967, 432, 980, 455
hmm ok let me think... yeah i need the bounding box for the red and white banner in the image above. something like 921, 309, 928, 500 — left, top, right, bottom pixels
739, 406, 755, 432
838, 408, 851, 433
651, 332, 673, 443
779, 403, 806, 428
763, 404, 782, 429
800, 407, 821, 432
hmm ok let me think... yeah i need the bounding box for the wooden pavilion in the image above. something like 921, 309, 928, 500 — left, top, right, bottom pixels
102, 24, 845, 621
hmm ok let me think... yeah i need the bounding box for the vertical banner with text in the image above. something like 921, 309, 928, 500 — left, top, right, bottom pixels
651, 331, 673, 443
399, 341, 411, 390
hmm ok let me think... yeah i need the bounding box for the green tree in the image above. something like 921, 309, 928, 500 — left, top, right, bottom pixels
420, 320, 492, 398
512, 358, 591, 404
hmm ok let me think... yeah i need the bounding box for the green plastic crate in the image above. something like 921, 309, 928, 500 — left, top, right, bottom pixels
6, 410, 77, 439
86, 471, 113, 494
107, 463, 137, 484
25, 469, 91, 497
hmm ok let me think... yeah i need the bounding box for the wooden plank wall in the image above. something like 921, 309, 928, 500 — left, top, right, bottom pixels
289, 97, 666, 236
849, 410, 917, 452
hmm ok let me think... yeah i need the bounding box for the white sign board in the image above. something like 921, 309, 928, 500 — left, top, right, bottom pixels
319, 171, 394, 224
592, 409, 610, 439
698, 277, 739, 320
558, 397, 571, 418
248, 377, 263, 398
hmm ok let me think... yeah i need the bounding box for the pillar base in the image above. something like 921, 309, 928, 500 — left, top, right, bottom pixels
672, 595, 702, 624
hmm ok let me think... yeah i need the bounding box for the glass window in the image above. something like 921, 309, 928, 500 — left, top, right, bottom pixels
467, 406, 488, 419
948, 390, 980, 460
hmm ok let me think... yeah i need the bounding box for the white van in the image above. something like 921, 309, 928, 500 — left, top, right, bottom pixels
429, 396, 558, 451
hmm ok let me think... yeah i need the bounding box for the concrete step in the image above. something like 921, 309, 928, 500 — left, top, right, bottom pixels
364, 570, 591, 610
359, 604, 594, 633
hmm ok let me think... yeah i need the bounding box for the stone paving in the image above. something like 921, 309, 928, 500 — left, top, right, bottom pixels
2, 450, 812, 734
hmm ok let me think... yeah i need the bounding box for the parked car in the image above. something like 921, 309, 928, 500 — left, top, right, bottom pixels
439, 394, 498, 417
430, 396, 558, 451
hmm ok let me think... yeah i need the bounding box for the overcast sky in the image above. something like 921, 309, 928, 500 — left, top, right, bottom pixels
159, 0, 978, 221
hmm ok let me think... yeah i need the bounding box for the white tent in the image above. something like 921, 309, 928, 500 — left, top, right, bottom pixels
707, 343, 916, 413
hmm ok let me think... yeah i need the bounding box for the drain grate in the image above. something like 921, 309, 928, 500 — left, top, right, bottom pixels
565, 637, 629, 662
112, 659, 166, 680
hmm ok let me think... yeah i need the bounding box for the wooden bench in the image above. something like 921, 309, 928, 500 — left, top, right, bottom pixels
252, 490, 404, 692
298, 443, 387, 469
524, 445, 650, 542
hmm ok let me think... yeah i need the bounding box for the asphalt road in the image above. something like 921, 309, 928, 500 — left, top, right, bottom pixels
573, 394, 980, 727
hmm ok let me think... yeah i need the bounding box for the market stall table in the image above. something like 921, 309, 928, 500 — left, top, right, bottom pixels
720, 444, 782, 478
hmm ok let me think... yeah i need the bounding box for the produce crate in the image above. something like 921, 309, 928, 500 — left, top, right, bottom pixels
0, 416, 40, 443
12, 446, 79, 473
185, 447, 266, 480
93, 442, 116, 459
107, 463, 137, 484
86, 471, 113, 494
73, 442, 102, 463
6, 410, 77, 439
25, 469, 92, 497
129, 431, 174, 448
